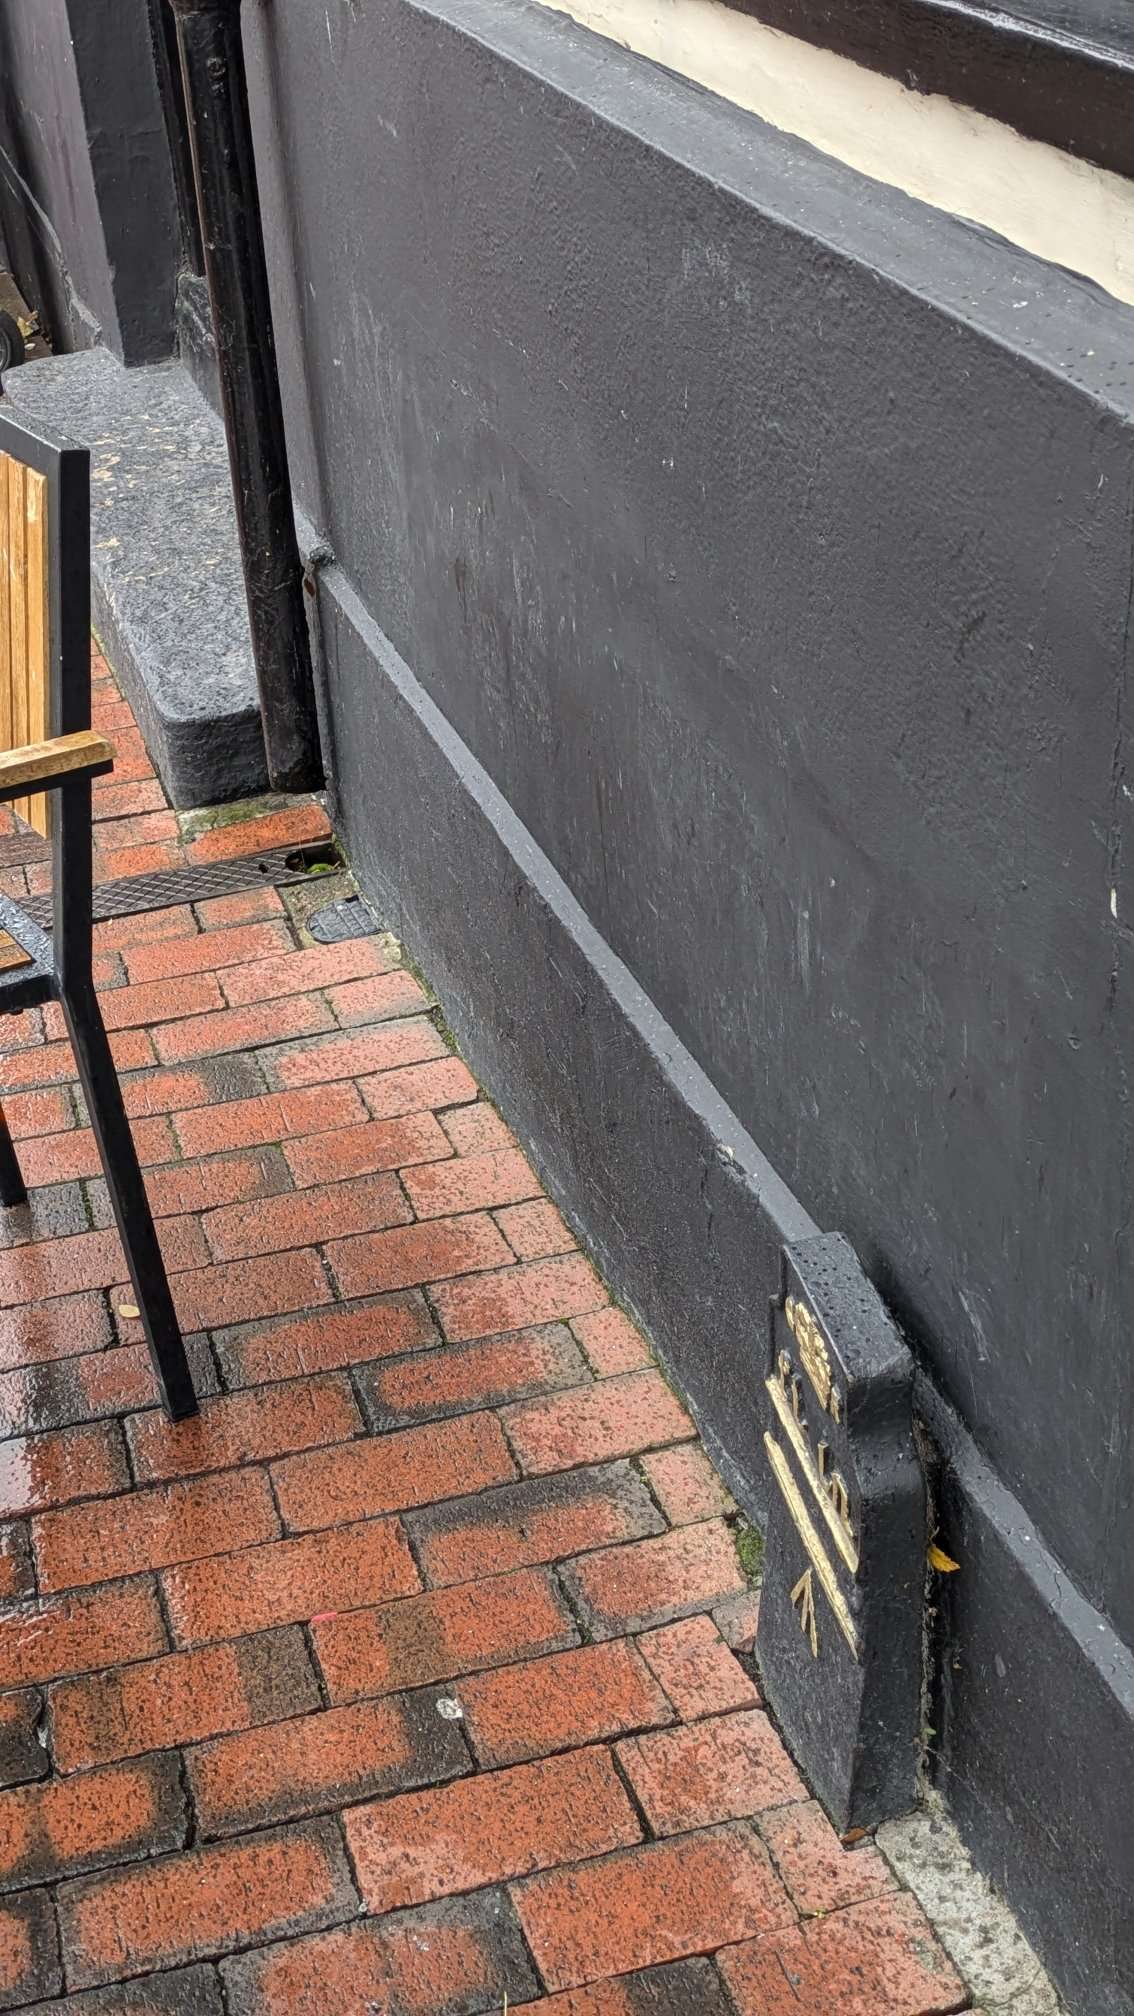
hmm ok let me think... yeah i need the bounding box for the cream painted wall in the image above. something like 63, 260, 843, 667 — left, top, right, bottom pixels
537, 0, 1134, 308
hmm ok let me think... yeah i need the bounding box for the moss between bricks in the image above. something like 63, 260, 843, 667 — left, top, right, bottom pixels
428, 1006, 459, 1053
176, 791, 299, 838
733, 1517, 765, 1586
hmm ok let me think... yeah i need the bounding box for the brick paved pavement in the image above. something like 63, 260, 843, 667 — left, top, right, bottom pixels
0, 653, 973, 2011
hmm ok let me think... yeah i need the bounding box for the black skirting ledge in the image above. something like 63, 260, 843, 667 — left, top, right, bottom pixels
316, 562, 1134, 2013
726, 0, 1134, 181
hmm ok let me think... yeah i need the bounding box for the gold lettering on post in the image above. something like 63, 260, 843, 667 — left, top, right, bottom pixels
785, 1297, 843, 1425
764, 1432, 860, 1657
791, 1568, 819, 1657
801, 1319, 833, 1410
766, 1378, 860, 1573
775, 1348, 808, 1427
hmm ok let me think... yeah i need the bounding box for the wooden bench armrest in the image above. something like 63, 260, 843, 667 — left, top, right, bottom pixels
0, 731, 114, 800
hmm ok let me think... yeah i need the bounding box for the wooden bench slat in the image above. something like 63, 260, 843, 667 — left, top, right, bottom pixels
0, 457, 11, 764
0, 450, 91, 968
0, 730, 113, 792
24, 466, 49, 838
8, 459, 28, 804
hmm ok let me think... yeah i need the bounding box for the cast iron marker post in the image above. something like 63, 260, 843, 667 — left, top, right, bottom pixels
168, 0, 323, 792
756, 1232, 926, 1831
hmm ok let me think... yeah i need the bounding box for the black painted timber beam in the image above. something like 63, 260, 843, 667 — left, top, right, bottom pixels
168, 0, 323, 793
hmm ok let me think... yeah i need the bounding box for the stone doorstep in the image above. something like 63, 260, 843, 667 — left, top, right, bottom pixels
4, 345, 266, 810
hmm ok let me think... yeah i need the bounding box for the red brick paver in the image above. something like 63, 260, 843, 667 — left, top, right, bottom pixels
0, 653, 973, 2011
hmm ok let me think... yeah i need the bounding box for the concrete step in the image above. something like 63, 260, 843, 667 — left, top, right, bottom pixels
4, 345, 266, 807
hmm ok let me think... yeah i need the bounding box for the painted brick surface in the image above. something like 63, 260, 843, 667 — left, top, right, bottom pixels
459, 1639, 673, 1767
162, 1517, 420, 1645
57, 1821, 357, 1988
188, 1691, 468, 1836
0, 1891, 61, 2007
345, 1747, 641, 1912
513, 1824, 796, 1988
406, 1462, 664, 1587
48, 1629, 319, 1770
717, 1893, 968, 2014
221, 1891, 538, 2014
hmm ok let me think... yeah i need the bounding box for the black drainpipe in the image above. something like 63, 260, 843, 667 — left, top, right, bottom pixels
168, 0, 323, 794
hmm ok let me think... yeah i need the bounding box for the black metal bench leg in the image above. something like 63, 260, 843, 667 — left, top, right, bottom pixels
0, 1099, 27, 1207
61, 986, 198, 1421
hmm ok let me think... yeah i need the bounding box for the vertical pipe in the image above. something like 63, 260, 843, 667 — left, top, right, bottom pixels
168, 0, 323, 793
146, 0, 206, 275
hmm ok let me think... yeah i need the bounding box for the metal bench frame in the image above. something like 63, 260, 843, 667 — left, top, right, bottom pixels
0, 409, 198, 1420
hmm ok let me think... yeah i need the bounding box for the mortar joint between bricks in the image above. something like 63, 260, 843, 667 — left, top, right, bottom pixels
215, 1955, 236, 2016
315, 1245, 346, 1305
397, 1506, 431, 1591
241, 1047, 274, 1099
299, 1621, 334, 1712
505, 1883, 554, 2002
205, 1328, 234, 1395
120, 1410, 143, 1490
76, 1176, 98, 1235
18, 1519, 41, 1605
608, 1737, 658, 1845
38, 1882, 66, 1996
492, 1405, 527, 1481
629, 1451, 672, 1528
176, 1743, 201, 1853
343, 1363, 376, 1438
710, 1950, 749, 2015
550, 1563, 594, 1646
31, 1686, 52, 1768
151, 1571, 179, 1657
391, 1166, 417, 1224
196, 1332, 226, 1403
96, 1286, 118, 1353
263, 1461, 290, 1536
332, 1806, 369, 1918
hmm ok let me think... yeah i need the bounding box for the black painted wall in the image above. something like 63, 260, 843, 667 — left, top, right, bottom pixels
241, 4, 1134, 2000
0, 0, 179, 360
249, 0, 1134, 1631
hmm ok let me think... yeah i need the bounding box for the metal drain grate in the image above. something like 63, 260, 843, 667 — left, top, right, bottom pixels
306, 898, 378, 943
0, 832, 48, 869
23, 846, 327, 927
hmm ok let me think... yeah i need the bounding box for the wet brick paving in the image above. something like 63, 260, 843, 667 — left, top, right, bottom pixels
0, 652, 974, 2012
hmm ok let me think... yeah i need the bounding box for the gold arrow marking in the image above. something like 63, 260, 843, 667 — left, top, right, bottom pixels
764, 1432, 860, 1658
791, 1567, 819, 1656
766, 1374, 859, 1573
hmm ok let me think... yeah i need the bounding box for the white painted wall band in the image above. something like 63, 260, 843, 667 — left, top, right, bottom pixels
536, 0, 1134, 309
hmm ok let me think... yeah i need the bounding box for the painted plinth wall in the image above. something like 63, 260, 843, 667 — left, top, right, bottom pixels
240, 5, 1134, 2002
237, 0, 1134, 2000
